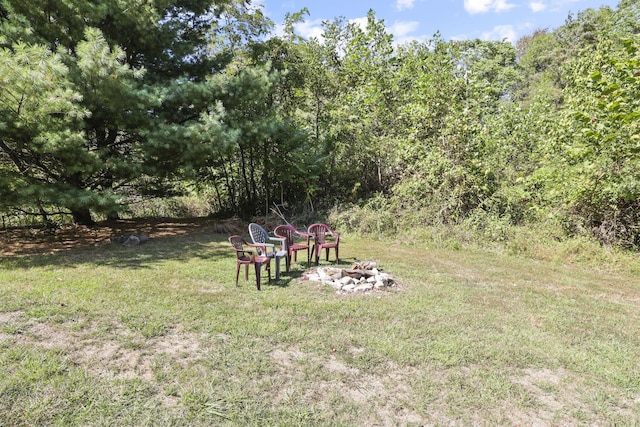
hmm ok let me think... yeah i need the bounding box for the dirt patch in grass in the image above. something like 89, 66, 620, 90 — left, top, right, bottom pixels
508, 367, 640, 425
1, 312, 205, 382
0, 217, 246, 257
0, 310, 23, 325
270, 346, 423, 425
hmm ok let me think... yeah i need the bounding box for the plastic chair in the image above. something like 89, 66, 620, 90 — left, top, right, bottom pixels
274, 224, 311, 268
228, 235, 271, 290
248, 223, 288, 279
307, 223, 340, 265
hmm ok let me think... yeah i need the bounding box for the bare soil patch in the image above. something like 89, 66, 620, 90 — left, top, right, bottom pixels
1, 312, 205, 382
0, 217, 246, 257
269, 345, 423, 426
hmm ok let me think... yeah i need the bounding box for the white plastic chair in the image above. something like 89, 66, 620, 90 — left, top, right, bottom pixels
248, 223, 288, 279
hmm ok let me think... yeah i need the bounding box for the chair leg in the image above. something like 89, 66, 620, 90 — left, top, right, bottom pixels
235, 263, 241, 286
274, 255, 282, 280
255, 262, 261, 291
335, 246, 339, 263
325, 247, 329, 261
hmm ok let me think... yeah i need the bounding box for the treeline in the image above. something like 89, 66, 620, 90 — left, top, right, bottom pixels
0, 0, 639, 248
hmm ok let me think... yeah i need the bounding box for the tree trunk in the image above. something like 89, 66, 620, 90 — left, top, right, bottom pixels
71, 208, 94, 226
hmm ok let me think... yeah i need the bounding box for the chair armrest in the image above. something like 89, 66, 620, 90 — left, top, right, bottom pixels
299, 232, 311, 245
247, 242, 269, 256
234, 249, 255, 260
269, 236, 286, 251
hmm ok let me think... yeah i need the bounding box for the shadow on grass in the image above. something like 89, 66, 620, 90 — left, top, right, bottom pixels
0, 232, 232, 270
251, 269, 302, 290
253, 256, 359, 290
233, 256, 358, 291
0, 225, 359, 281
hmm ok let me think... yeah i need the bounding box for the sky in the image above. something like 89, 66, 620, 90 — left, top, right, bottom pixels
256, 0, 621, 45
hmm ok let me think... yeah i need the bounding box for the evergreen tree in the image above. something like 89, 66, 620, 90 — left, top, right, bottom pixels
0, 0, 269, 224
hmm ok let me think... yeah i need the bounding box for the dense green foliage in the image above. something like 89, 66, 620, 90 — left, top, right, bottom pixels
1, 0, 638, 249
538, 2, 640, 248
0, 0, 280, 224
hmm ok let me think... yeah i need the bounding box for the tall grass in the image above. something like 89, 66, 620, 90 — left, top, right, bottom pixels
328, 203, 640, 274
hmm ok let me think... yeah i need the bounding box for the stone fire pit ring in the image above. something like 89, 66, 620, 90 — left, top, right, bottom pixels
303, 261, 398, 293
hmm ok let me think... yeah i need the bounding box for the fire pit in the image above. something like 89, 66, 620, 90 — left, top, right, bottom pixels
303, 261, 398, 293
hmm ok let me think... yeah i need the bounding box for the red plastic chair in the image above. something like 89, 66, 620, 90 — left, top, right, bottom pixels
307, 223, 340, 265
228, 235, 271, 290
274, 224, 311, 269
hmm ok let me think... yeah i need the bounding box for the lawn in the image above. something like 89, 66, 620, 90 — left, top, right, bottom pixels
1, 221, 639, 426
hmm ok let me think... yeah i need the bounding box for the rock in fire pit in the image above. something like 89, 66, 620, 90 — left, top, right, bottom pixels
303, 261, 397, 293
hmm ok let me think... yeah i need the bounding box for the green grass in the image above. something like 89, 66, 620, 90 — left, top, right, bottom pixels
1, 230, 639, 426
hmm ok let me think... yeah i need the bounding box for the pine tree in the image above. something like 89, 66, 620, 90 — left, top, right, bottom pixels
0, 0, 264, 225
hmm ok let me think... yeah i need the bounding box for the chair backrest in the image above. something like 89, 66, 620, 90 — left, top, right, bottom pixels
228, 235, 243, 250
228, 235, 249, 260
273, 224, 296, 246
308, 223, 330, 244
248, 223, 269, 245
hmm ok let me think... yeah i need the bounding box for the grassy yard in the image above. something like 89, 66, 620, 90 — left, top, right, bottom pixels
1, 224, 639, 426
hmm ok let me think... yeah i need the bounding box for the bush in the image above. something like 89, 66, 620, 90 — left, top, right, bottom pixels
127, 196, 214, 219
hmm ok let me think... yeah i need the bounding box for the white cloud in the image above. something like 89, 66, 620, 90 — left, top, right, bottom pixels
494, 0, 517, 12
396, 0, 416, 11
481, 24, 517, 43
450, 33, 470, 42
386, 21, 431, 46
394, 34, 429, 46
464, 0, 516, 14
277, 15, 367, 42
545, 0, 581, 13
389, 21, 420, 37
529, 1, 547, 12
293, 19, 325, 40
464, 0, 491, 14
349, 17, 369, 31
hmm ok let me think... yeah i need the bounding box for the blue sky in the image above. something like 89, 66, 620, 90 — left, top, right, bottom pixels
256, 0, 620, 44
